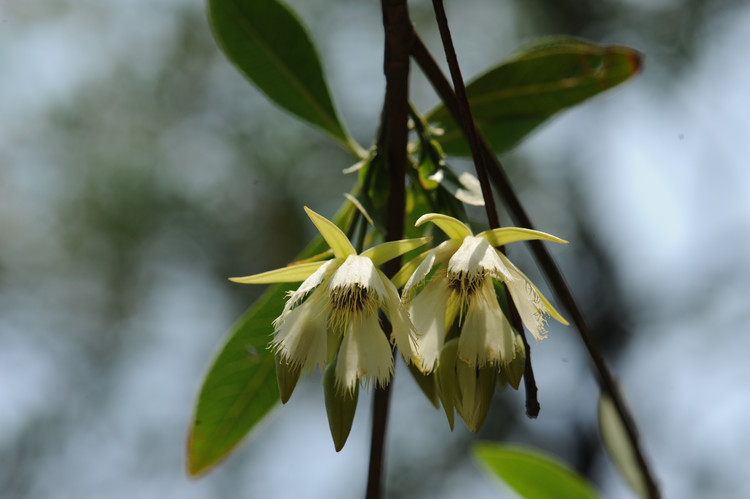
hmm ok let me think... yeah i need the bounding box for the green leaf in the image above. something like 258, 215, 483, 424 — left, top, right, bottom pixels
474, 442, 600, 499
187, 203, 354, 476
187, 282, 287, 476
208, 0, 362, 156
427, 36, 642, 156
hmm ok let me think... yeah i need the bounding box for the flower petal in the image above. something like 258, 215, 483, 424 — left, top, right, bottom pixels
498, 253, 568, 340
304, 206, 356, 259
402, 239, 460, 303
229, 261, 327, 284
335, 315, 394, 393
377, 269, 419, 366
360, 237, 431, 266
272, 286, 329, 375
448, 236, 511, 281
477, 227, 568, 247
416, 213, 473, 240
408, 276, 450, 372
280, 259, 340, 318
457, 278, 515, 367
391, 248, 430, 290
329, 255, 386, 299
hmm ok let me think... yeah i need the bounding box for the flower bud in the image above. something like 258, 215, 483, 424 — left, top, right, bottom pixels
455, 358, 497, 432
323, 361, 358, 452
436, 338, 459, 430
275, 355, 301, 404
505, 334, 526, 391
407, 362, 439, 409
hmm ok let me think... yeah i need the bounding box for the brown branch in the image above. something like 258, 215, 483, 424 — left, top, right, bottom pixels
429, 0, 499, 230
367, 2, 413, 499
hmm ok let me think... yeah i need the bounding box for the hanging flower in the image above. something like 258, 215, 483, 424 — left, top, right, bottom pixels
230, 207, 429, 394
397, 213, 568, 373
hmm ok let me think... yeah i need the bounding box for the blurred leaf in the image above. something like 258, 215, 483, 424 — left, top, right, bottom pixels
427, 36, 642, 156
598, 392, 648, 498
187, 204, 354, 476
474, 442, 600, 499
208, 0, 362, 156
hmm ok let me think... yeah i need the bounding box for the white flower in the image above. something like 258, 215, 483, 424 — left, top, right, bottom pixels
396, 213, 568, 372
230, 207, 428, 394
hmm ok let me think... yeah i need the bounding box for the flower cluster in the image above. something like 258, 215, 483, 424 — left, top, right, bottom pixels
232, 208, 567, 440
395, 213, 568, 430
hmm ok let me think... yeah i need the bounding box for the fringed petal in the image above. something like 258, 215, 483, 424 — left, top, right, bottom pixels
408, 276, 450, 372
498, 252, 568, 341
377, 269, 419, 366
457, 278, 515, 367
335, 315, 393, 393
272, 286, 329, 375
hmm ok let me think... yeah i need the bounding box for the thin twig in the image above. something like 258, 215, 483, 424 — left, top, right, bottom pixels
429, 0, 498, 230
410, 33, 660, 498
426, 5, 540, 416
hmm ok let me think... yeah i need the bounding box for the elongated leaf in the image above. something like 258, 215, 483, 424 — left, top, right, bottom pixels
474, 442, 600, 499
427, 37, 642, 156
208, 0, 361, 155
598, 392, 648, 498
187, 204, 354, 476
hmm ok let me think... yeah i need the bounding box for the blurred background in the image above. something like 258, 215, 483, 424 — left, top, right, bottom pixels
2, 0, 749, 497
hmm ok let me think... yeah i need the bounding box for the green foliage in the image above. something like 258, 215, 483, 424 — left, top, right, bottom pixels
207, 0, 362, 156
427, 36, 642, 156
474, 443, 600, 499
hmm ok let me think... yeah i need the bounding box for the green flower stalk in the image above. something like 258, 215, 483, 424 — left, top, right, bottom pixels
230, 207, 430, 395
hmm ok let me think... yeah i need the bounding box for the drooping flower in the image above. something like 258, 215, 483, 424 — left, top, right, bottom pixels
230, 207, 429, 394
398, 213, 568, 373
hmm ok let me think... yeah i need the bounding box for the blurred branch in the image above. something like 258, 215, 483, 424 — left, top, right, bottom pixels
410, 33, 661, 498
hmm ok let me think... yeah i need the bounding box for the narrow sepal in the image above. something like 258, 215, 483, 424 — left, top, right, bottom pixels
304, 206, 356, 259
323, 361, 358, 452
415, 213, 473, 240
229, 261, 326, 284
360, 237, 431, 266
478, 227, 568, 247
